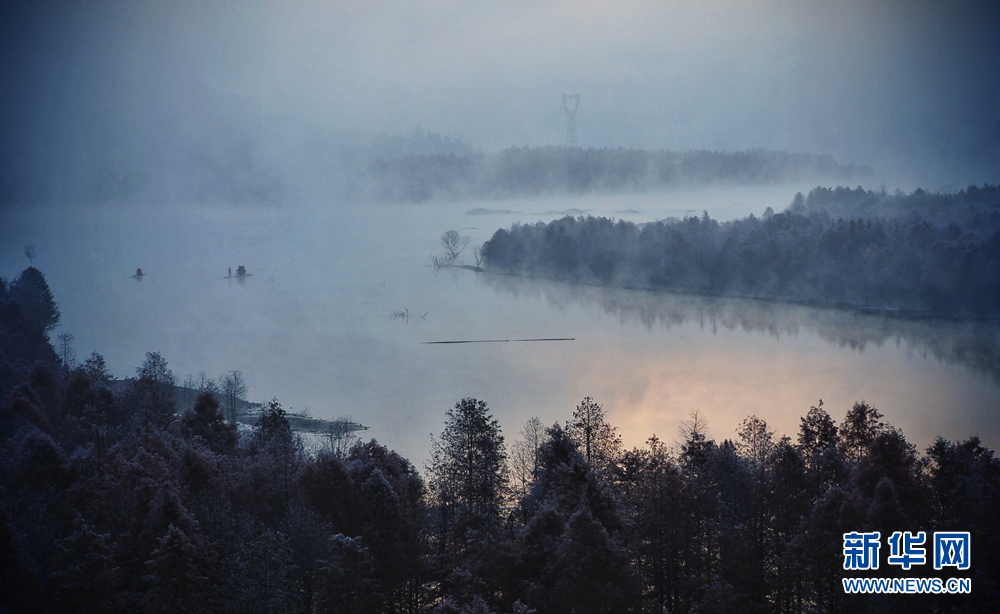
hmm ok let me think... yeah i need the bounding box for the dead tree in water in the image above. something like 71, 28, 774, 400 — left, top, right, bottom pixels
440, 230, 469, 263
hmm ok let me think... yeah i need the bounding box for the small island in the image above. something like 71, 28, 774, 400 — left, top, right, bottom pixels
479, 184, 1000, 319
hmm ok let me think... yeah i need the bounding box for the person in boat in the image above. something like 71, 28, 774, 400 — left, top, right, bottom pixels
135, 268, 144, 277
228, 267, 232, 277
236, 265, 246, 277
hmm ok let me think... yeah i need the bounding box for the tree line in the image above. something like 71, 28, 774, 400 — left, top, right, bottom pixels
363, 147, 869, 203
2, 268, 998, 613
480, 184, 1000, 318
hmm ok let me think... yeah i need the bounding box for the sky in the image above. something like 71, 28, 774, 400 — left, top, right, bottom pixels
2, 0, 999, 204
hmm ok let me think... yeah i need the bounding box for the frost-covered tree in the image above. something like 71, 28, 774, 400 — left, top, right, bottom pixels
9, 266, 60, 336
429, 398, 508, 535
428, 398, 508, 604
128, 351, 177, 433
840, 401, 886, 463
565, 397, 622, 478
797, 401, 839, 462
143, 524, 211, 614
510, 417, 544, 505
313, 535, 380, 614
179, 391, 238, 454
220, 370, 247, 425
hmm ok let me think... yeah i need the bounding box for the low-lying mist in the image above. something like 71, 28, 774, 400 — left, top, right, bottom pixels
2, 0, 999, 210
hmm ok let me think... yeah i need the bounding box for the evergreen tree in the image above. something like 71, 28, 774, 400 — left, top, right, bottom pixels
82, 351, 112, 386
143, 524, 211, 614
547, 506, 641, 614
797, 401, 847, 497
428, 398, 508, 604
299, 453, 360, 535
179, 391, 238, 454
565, 397, 622, 478
313, 535, 381, 614
626, 436, 684, 614
797, 402, 839, 462
360, 469, 407, 598
222, 521, 298, 614
49, 515, 123, 613
766, 438, 810, 613
9, 267, 60, 336
512, 425, 640, 614
347, 440, 427, 614
840, 401, 886, 463
127, 351, 177, 433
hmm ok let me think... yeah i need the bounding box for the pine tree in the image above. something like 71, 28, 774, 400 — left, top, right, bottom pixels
128, 351, 177, 433
565, 397, 622, 478
840, 401, 886, 463
627, 436, 684, 614
512, 425, 639, 613
9, 266, 60, 335
143, 524, 211, 614
49, 515, 123, 613
797, 402, 838, 462
361, 469, 405, 591
222, 521, 297, 614
428, 398, 508, 604
179, 391, 238, 454
313, 535, 380, 614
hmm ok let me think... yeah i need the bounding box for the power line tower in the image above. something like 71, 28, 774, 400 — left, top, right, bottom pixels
562, 94, 580, 147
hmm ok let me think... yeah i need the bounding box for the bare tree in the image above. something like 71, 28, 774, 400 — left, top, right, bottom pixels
24, 245, 35, 265
440, 230, 470, 263
196, 372, 221, 401
57, 332, 75, 380
327, 416, 361, 458
509, 416, 544, 502
182, 374, 198, 410
473, 244, 485, 268
221, 370, 248, 425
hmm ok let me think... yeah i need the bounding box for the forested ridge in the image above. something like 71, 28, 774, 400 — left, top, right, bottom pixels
363, 147, 869, 203
481, 185, 1000, 318
2, 268, 999, 613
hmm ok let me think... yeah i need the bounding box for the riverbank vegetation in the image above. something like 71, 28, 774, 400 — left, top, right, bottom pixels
2, 268, 998, 613
480, 185, 1000, 318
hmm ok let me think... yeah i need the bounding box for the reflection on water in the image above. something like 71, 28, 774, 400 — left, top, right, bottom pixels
474, 271, 1000, 458
481, 274, 1000, 383
2, 196, 998, 465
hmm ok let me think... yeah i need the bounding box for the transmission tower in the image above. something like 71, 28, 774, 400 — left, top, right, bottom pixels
562, 94, 580, 147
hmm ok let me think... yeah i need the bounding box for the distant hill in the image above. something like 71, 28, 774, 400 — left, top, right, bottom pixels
361, 146, 872, 203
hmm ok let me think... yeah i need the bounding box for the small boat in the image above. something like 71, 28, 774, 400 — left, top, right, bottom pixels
130, 268, 145, 280
226, 265, 252, 279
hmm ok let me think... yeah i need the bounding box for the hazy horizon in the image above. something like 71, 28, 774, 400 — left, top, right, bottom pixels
2, 0, 999, 208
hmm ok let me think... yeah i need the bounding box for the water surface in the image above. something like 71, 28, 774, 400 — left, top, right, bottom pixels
3, 186, 997, 465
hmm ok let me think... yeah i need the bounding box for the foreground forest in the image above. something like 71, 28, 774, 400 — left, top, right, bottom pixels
481, 185, 1000, 318
2, 268, 999, 614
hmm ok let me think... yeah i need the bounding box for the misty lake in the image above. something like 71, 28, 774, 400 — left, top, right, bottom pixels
4, 184, 999, 465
